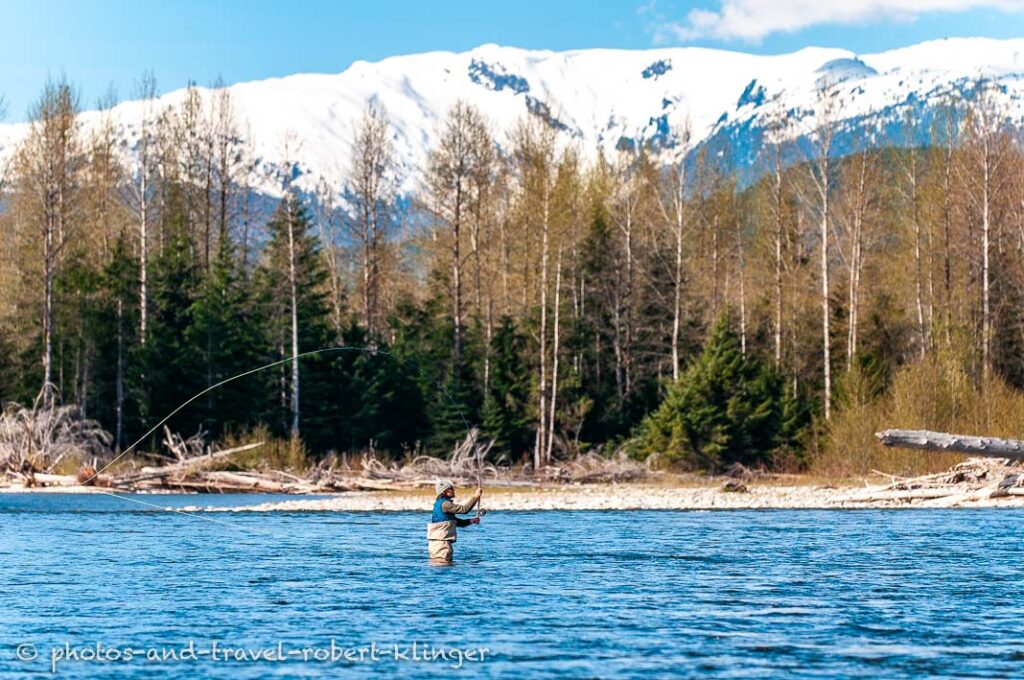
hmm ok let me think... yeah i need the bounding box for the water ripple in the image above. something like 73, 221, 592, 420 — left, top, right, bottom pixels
2, 497, 1023, 678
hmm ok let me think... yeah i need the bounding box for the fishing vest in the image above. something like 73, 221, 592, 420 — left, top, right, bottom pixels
427, 496, 458, 543
431, 495, 456, 523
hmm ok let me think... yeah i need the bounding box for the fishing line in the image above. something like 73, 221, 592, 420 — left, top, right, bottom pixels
80, 346, 480, 534
88, 487, 293, 539
87, 345, 472, 483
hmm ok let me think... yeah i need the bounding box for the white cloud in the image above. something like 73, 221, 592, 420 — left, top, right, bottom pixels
651, 0, 1024, 43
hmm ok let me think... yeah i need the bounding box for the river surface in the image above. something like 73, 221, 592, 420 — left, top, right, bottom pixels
2, 493, 1023, 678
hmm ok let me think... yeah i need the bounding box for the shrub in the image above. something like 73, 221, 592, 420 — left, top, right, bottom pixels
815, 335, 1024, 479
216, 424, 310, 472
629, 315, 805, 471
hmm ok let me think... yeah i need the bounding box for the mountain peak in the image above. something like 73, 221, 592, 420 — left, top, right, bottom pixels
2, 38, 1023, 196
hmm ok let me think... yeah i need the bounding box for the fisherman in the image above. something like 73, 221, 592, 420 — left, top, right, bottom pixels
427, 479, 483, 563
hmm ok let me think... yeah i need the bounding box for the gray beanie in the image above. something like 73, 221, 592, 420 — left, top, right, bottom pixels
435, 479, 454, 496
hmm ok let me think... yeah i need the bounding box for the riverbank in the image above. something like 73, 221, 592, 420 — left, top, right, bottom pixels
6, 483, 1024, 509
180, 482, 1024, 512
6, 461, 1024, 510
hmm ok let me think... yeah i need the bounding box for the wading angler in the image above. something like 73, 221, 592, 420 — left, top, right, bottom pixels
426, 479, 484, 563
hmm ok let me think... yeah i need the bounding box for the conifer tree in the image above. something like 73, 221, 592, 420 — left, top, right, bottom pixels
482, 316, 532, 460
190, 236, 267, 439
258, 194, 336, 449
141, 229, 203, 442
631, 315, 800, 470
100, 236, 140, 451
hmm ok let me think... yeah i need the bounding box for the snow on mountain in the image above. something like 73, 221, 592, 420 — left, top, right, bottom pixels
3, 37, 1024, 196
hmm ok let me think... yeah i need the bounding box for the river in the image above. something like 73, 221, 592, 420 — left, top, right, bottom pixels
2, 493, 1022, 678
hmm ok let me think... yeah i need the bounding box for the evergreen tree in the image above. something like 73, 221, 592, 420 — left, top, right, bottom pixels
328, 323, 426, 455
430, 368, 479, 452
97, 236, 141, 450
574, 201, 643, 443
482, 316, 532, 460
0, 332, 17, 405
630, 314, 801, 471
352, 346, 426, 454
257, 194, 336, 451
189, 236, 268, 439
141, 230, 203, 444
391, 294, 479, 453
54, 255, 104, 412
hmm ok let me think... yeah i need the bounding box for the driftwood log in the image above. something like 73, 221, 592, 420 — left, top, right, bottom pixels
2, 425, 651, 494
875, 429, 1024, 460
112, 441, 266, 485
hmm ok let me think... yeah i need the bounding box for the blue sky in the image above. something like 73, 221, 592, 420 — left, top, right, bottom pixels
3, 0, 1022, 121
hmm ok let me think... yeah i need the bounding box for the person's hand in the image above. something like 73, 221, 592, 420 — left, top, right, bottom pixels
470, 517, 480, 525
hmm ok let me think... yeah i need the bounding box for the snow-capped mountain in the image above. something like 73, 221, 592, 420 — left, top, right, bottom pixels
3, 37, 1024, 195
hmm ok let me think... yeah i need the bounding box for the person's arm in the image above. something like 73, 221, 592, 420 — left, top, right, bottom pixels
440, 489, 481, 515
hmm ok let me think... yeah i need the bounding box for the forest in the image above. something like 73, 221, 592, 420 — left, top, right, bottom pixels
2, 74, 1024, 477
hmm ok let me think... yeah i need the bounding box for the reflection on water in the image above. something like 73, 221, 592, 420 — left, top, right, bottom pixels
2, 494, 1023, 678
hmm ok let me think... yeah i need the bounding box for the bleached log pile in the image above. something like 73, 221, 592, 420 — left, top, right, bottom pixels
844, 429, 1024, 505
531, 450, 651, 483
0, 397, 110, 475
358, 429, 498, 486
843, 457, 1024, 505
3, 426, 654, 494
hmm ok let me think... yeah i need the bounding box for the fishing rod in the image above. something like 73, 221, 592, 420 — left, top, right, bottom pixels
473, 428, 489, 521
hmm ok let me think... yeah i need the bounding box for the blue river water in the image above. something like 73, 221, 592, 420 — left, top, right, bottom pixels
2, 493, 1023, 678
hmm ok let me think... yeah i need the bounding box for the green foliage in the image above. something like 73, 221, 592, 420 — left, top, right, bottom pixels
630, 315, 805, 471
322, 323, 426, 454
256, 194, 337, 448
482, 316, 533, 460
429, 369, 478, 452
850, 293, 911, 401
347, 345, 426, 452
569, 198, 664, 444
0, 331, 17, 404
818, 333, 1024, 479
390, 294, 480, 453
189, 237, 267, 438
97, 237, 142, 447
141, 231, 204, 441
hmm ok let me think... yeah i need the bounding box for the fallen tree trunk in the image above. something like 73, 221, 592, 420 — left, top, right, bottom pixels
845, 487, 957, 503
923, 481, 1002, 507
31, 473, 81, 486
875, 429, 1024, 460
201, 471, 286, 493
114, 441, 265, 484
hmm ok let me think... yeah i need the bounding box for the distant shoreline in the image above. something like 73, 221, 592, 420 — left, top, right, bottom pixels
5, 481, 1022, 510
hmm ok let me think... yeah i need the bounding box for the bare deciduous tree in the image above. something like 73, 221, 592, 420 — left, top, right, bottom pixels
800, 85, 840, 418
957, 81, 1012, 384
509, 116, 559, 467
655, 116, 693, 380
424, 101, 493, 375
123, 72, 158, 344
18, 78, 84, 400
835, 149, 883, 369
348, 103, 399, 341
